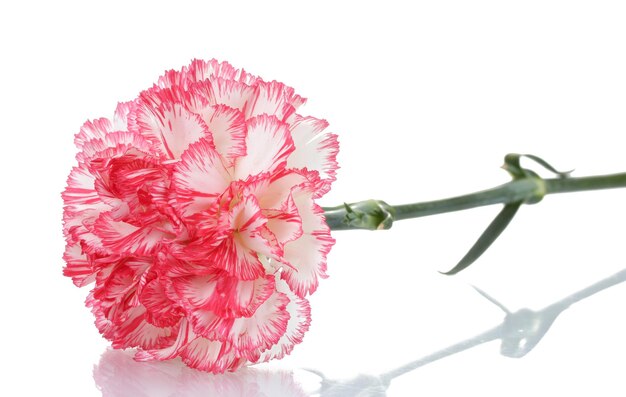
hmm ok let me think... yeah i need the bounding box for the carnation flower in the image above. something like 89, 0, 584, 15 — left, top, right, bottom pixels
62, 59, 338, 372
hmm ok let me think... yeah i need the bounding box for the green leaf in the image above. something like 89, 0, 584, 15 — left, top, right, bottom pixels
504, 153, 572, 179
522, 154, 572, 178
441, 202, 522, 275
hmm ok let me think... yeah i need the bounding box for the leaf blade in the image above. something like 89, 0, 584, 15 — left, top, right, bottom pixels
442, 202, 522, 275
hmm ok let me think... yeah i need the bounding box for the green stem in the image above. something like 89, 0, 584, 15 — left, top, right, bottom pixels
323, 172, 626, 231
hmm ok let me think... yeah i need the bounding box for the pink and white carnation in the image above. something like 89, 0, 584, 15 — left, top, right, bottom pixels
62, 59, 338, 373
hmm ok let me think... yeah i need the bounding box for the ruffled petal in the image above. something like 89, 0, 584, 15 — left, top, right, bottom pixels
246, 81, 297, 121
191, 77, 256, 112
210, 196, 273, 280
87, 292, 116, 341
209, 231, 267, 281
172, 138, 231, 216
259, 280, 311, 361
201, 105, 247, 168
186, 58, 260, 86
255, 170, 312, 210
280, 195, 334, 298
77, 130, 154, 164
101, 155, 169, 222
62, 242, 96, 287
172, 273, 219, 307
135, 318, 190, 361
74, 118, 114, 150
94, 213, 170, 256
174, 273, 275, 318
287, 115, 339, 193
111, 306, 176, 350
137, 83, 211, 116
140, 278, 184, 327
78, 231, 108, 256
265, 207, 303, 247
92, 260, 137, 304
188, 309, 233, 339
132, 101, 211, 159
63, 164, 110, 216
226, 291, 290, 354
63, 164, 114, 250
155, 68, 186, 89
180, 337, 245, 373
234, 115, 295, 180
113, 101, 134, 130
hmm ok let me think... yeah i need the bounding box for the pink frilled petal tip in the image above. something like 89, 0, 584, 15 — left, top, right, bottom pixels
62, 59, 338, 373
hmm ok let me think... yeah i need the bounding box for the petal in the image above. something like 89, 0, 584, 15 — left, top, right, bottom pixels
265, 207, 303, 247
156, 249, 217, 278
62, 242, 96, 287
188, 309, 233, 339
180, 337, 245, 373
226, 291, 290, 354
172, 273, 219, 307
186, 59, 237, 82
132, 101, 211, 159
63, 164, 110, 216
186, 58, 261, 85
155, 68, 186, 89
255, 170, 311, 210
87, 292, 116, 340
259, 280, 311, 362
113, 101, 135, 130
94, 213, 170, 256
210, 196, 273, 280
135, 318, 190, 361
63, 164, 113, 247
191, 77, 255, 112
111, 307, 176, 350
140, 278, 184, 327
137, 84, 210, 115
245, 81, 297, 121
286, 115, 339, 192
77, 130, 154, 164
103, 155, 168, 219
254, 171, 323, 247
92, 259, 139, 304
288, 94, 307, 119
201, 105, 247, 168
280, 234, 329, 297
173, 273, 275, 318
172, 138, 231, 216
78, 231, 108, 256
234, 115, 295, 180
280, 195, 334, 298
209, 235, 267, 281
74, 118, 114, 150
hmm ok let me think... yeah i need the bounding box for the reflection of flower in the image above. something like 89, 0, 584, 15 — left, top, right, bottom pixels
63, 59, 338, 372
94, 348, 310, 397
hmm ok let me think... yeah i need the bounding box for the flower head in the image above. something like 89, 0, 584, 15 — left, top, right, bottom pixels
62, 59, 338, 372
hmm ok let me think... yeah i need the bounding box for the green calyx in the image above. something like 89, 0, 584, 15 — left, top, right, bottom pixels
342, 200, 395, 231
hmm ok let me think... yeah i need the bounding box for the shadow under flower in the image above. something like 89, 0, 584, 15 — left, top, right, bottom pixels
94, 267, 626, 397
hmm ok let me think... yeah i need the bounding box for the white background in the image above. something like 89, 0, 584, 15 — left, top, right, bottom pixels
2, 1, 626, 395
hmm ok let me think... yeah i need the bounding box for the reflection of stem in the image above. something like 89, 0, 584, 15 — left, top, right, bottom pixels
548, 267, 626, 310
379, 326, 502, 385
376, 267, 626, 385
